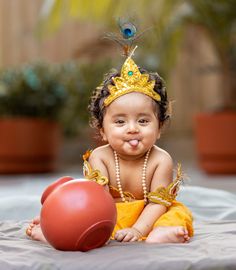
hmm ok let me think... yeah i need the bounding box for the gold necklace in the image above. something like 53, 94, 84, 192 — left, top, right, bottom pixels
113, 148, 151, 203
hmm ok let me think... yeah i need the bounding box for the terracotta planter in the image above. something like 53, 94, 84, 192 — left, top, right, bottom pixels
0, 118, 62, 173
194, 112, 236, 174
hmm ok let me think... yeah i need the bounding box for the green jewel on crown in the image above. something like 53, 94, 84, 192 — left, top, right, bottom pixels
128, 71, 133, 76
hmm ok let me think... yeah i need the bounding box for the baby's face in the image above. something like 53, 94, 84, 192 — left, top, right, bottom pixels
100, 92, 161, 158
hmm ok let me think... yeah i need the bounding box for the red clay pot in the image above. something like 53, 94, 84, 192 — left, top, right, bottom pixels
0, 117, 62, 173
194, 112, 236, 174
40, 179, 117, 251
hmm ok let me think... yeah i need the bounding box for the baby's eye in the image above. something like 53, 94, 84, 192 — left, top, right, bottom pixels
138, 119, 149, 124
115, 119, 125, 125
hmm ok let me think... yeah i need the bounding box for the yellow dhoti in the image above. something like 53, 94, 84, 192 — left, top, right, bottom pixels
82, 151, 194, 239
111, 200, 194, 239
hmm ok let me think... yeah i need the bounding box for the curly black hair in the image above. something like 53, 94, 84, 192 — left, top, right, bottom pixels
88, 67, 170, 130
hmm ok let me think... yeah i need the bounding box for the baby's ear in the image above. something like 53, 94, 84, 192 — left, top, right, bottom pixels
99, 128, 107, 142
156, 125, 161, 140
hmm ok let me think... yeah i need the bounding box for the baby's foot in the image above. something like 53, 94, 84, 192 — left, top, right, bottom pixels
26, 217, 47, 243
146, 226, 190, 244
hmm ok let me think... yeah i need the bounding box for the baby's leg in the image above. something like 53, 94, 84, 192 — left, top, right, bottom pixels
146, 226, 190, 243
26, 217, 47, 243
146, 201, 193, 244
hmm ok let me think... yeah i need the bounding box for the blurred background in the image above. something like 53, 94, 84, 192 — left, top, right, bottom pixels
0, 0, 236, 193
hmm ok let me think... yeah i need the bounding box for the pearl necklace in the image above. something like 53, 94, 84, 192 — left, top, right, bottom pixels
113, 148, 151, 203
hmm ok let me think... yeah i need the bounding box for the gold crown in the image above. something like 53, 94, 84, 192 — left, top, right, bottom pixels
103, 57, 161, 106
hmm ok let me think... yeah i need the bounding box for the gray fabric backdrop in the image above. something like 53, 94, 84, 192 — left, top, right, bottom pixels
0, 186, 236, 270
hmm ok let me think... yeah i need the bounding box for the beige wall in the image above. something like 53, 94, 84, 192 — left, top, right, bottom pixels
168, 25, 223, 136
0, 0, 103, 67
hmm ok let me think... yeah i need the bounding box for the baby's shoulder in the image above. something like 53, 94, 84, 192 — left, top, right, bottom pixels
89, 144, 112, 162
151, 145, 173, 165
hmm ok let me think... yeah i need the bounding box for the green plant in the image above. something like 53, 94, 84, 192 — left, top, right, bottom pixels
0, 62, 67, 120
59, 59, 111, 136
0, 59, 112, 137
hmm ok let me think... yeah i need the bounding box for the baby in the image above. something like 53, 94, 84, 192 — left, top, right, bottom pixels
27, 55, 193, 244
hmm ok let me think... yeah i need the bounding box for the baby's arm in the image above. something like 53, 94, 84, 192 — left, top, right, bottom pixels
115, 151, 173, 242
88, 148, 109, 191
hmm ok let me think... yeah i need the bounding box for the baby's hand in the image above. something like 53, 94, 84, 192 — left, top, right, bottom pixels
114, 227, 143, 242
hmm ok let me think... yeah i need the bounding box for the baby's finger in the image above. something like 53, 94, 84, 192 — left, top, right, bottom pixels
130, 236, 138, 242
115, 232, 126, 242
122, 232, 134, 242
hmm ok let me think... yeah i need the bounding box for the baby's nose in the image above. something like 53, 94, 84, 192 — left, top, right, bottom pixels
127, 122, 139, 133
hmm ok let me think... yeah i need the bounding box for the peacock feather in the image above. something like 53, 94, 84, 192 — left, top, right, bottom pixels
105, 18, 142, 57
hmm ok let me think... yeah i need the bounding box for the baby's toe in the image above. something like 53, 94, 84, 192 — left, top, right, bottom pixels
177, 227, 186, 236
183, 228, 189, 235
184, 235, 190, 242
32, 217, 40, 225
26, 227, 32, 236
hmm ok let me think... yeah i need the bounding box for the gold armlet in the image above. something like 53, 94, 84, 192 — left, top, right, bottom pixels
147, 163, 184, 207
82, 150, 109, 186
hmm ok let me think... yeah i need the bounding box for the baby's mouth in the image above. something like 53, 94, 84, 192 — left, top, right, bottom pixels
127, 139, 139, 147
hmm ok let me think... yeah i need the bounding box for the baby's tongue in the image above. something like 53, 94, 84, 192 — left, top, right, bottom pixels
128, 139, 139, 147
